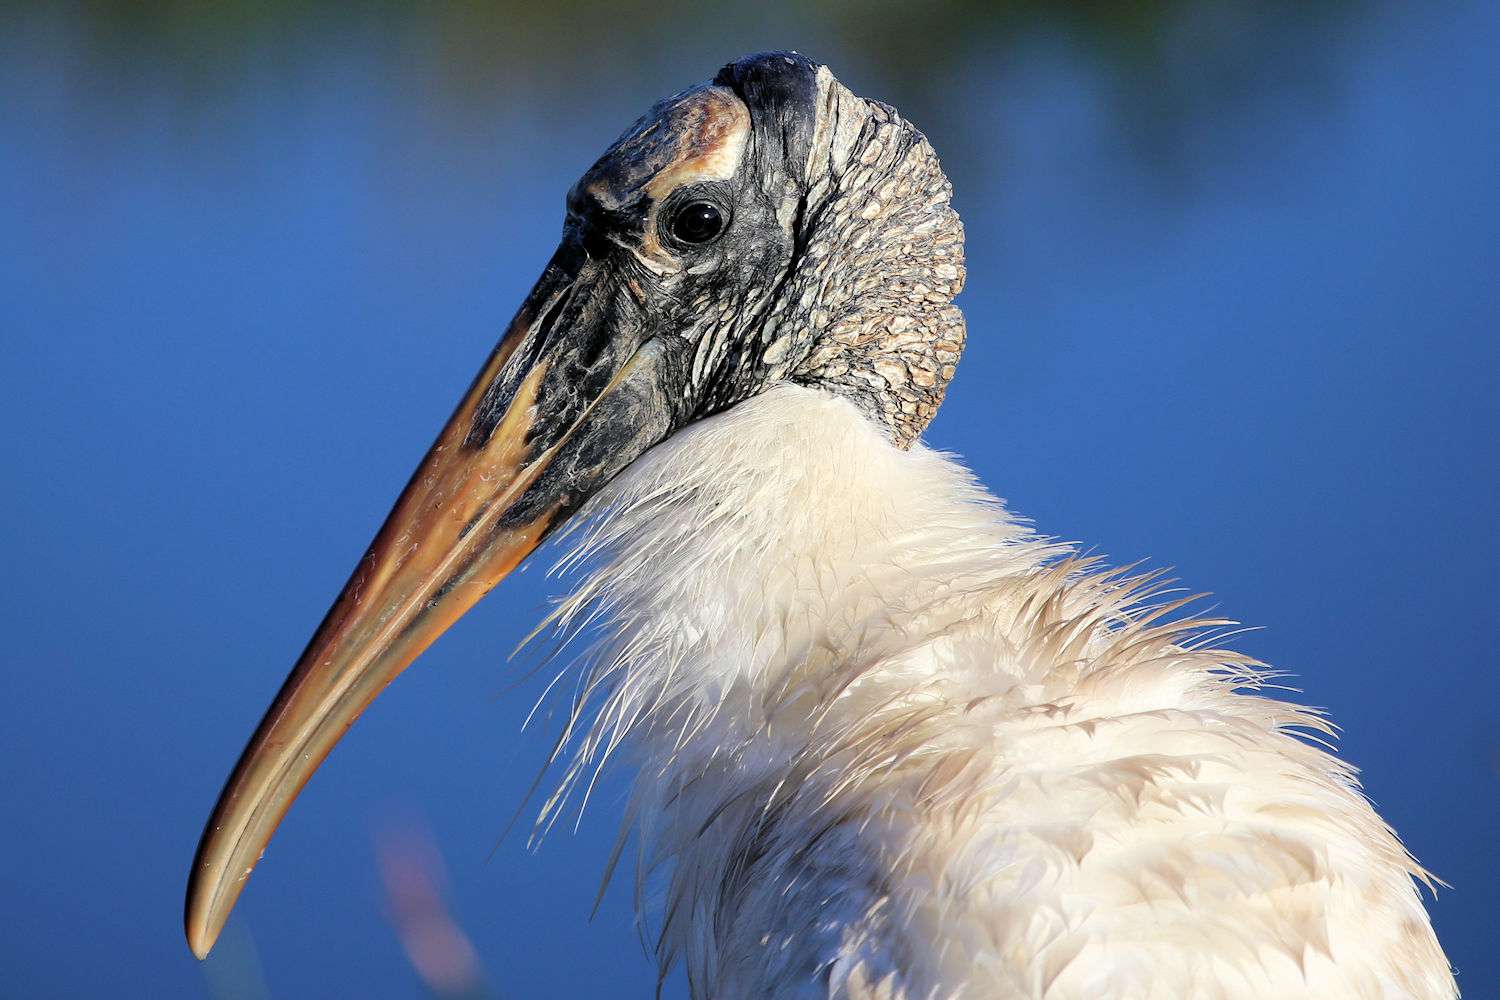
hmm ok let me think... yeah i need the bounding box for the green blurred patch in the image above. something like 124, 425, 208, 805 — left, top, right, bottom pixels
5, 0, 1360, 180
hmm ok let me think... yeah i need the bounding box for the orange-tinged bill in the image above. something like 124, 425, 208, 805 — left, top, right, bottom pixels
184, 247, 650, 958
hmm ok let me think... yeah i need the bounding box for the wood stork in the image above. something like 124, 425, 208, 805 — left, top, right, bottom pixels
186, 52, 1456, 998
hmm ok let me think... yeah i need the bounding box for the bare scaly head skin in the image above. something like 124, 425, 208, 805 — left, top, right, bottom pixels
553, 53, 967, 445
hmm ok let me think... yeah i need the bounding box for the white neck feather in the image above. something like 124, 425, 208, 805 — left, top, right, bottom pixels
536, 384, 1452, 1000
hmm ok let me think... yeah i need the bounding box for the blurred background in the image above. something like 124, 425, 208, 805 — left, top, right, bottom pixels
2, 0, 1496, 996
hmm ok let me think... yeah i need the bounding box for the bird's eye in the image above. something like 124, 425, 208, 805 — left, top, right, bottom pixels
670, 202, 725, 245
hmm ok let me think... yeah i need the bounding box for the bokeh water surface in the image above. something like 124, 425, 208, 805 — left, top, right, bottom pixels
2, 1, 1496, 996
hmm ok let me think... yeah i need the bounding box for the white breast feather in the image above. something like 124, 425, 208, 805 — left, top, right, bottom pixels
529, 384, 1454, 1000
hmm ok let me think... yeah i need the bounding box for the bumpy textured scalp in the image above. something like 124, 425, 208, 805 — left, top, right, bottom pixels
717, 53, 967, 447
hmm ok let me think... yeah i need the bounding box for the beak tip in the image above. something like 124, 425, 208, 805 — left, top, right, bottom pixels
185, 920, 217, 961
185, 874, 227, 960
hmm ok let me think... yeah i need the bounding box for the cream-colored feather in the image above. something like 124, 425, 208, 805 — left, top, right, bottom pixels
536, 383, 1453, 999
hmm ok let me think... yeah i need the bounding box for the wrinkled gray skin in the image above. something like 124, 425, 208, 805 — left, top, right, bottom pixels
482, 51, 966, 533
732, 54, 967, 446
606, 51, 967, 444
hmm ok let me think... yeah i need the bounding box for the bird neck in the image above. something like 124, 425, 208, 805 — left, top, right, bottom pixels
540, 383, 1043, 824
541, 384, 1451, 998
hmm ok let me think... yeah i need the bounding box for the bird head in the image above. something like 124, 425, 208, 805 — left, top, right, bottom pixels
185, 51, 964, 959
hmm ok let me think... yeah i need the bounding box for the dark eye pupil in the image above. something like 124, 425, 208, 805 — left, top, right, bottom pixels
672, 202, 723, 244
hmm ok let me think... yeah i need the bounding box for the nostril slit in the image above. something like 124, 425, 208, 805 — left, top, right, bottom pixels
533, 284, 574, 352
465, 284, 575, 448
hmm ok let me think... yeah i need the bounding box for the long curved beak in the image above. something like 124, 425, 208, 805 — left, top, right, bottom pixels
185, 239, 673, 959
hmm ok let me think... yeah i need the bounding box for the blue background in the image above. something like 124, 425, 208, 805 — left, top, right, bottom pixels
2, 1, 1495, 996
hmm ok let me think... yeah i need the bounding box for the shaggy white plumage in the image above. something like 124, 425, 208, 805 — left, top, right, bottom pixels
535, 384, 1453, 999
